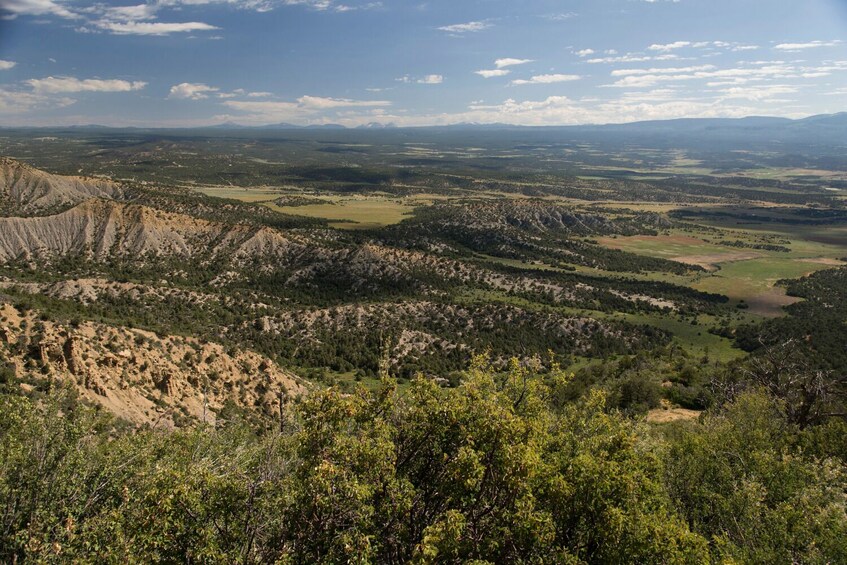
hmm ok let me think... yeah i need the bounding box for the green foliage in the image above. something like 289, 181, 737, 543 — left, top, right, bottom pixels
0, 358, 715, 564
1, 349, 846, 564
665, 392, 847, 563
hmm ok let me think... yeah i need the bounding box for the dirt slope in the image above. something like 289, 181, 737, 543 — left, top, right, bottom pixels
0, 198, 303, 262
0, 303, 305, 427
0, 157, 123, 215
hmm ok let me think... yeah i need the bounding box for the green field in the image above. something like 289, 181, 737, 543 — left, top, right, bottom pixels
268, 197, 417, 229
192, 185, 422, 229
599, 223, 847, 317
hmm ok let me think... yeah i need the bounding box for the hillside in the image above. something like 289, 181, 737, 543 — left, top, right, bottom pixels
0, 138, 845, 565
0, 157, 124, 216
0, 198, 305, 263
0, 303, 304, 427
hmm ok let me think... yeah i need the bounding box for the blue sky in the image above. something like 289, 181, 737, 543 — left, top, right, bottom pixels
0, 0, 846, 126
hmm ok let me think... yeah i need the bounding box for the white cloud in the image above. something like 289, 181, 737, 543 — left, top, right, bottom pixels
156, 0, 317, 11
27, 76, 147, 93
169, 85, 306, 101
0, 60, 16, 70
0, 87, 75, 114
163, 87, 812, 128
495, 58, 533, 68
396, 74, 443, 84
417, 74, 443, 84
333, 2, 382, 12
168, 82, 219, 100
586, 54, 679, 64
220, 95, 391, 124
297, 95, 390, 108
0, 0, 79, 19
605, 60, 847, 88
155, 0, 381, 12
543, 12, 576, 21
611, 65, 716, 77
432, 94, 756, 127
576, 49, 595, 57
438, 21, 490, 34
648, 41, 691, 52
96, 21, 219, 35
617, 88, 684, 103
775, 40, 842, 51
718, 84, 799, 101
475, 69, 510, 78
280, 0, 333, 9
90, 4, 158, 22
510, 74, 580, 86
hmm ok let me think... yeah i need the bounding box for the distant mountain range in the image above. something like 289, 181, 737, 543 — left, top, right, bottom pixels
4, 112, 846, 150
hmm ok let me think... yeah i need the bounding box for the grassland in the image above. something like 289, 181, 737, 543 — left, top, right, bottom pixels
193, 179, 847, 326
194, 185, 421, 229
8, 128, 844, 378
598, 220, 847, 317
268, 197, 416, 229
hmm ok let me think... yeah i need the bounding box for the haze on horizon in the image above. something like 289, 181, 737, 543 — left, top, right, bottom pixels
1, 0, 846, 128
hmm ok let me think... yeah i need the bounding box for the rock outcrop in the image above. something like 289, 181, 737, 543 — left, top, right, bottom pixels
0, 157, 123, 216
0, 198, 303, 263
0, 303, 305, 427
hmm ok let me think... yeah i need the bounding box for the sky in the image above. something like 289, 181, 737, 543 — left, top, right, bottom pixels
0, 0, 846, 127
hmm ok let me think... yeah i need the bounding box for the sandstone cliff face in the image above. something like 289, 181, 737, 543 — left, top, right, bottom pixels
0, 157, 123, 216
0, 303, 305, 427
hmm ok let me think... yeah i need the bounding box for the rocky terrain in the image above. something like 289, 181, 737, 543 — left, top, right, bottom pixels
0, 197, 312, 263
0, 157, 125, 216
0, 158, 726, 423
0, 303, 304, 427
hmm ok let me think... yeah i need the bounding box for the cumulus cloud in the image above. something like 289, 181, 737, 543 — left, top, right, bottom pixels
510, 74, 580, 86
648, 41, 691, 52
333, 2, 382, 12
0, 87, 75, 114
718, 84, 799, 101
611, 65, 716, 77
168, 82, 219, 100
475, 69, 510, 78
495, 58, 533, 68
88, 3, 158, 22
417, 74, 443, 84
775, 40, 842, 51
170, 84, 289, 100
297, 95, 391, 108
206, 84, 813, 128
586, 54, 678, 64
27, 76, 147, 93
3, 0, 361, 37
0, 0, 79, 19
97, 21, 220, 35
605, 60, 847, 88
438, 21, 490, 34
381, 94, 759, 128
576, 49, 595, 57
0, 60, 16, 70
543, 12, 576, 21
220, 94, 391, 123
396, 74, 443, 84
